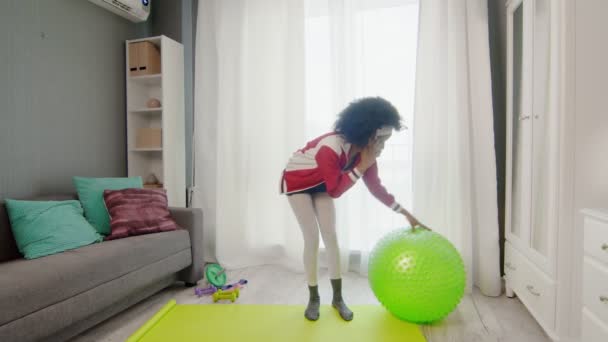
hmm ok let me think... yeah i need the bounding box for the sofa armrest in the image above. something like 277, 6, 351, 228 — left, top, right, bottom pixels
170, 207, 204, 284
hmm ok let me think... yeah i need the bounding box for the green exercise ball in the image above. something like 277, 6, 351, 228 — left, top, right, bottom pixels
368, 227, 466, 323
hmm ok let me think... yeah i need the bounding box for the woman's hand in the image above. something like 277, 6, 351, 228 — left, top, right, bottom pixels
399, 208, 431, 231
358, 142, 377, 172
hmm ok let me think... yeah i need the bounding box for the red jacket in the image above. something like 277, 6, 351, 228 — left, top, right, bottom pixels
280, 132, 402, 212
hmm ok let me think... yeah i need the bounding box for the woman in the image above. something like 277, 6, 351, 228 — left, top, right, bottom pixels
280, 97, 426, 321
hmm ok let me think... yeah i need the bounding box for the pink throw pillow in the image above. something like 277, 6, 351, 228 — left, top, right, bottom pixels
103, 188, 179, 240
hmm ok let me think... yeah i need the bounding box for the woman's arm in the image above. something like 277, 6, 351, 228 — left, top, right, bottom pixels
362, 161, 428, 230
315, 146, 361, 198
361, 162, 400, 211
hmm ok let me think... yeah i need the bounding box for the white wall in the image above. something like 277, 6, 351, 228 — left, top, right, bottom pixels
575, 0, 608, 211
569, 0, 608, 336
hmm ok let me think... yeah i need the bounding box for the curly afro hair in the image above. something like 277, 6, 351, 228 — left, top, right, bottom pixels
334, 97, 402, 147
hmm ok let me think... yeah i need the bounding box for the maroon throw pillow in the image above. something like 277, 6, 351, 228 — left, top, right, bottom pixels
103, 188, 179, 240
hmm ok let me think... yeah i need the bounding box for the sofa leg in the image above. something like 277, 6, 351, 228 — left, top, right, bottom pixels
185, 282, 197, 287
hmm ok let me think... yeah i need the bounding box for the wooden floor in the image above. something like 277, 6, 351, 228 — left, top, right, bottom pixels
71, 265, 551, 342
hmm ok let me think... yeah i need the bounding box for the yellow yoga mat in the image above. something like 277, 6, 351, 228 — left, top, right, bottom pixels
128, 300, 426, 342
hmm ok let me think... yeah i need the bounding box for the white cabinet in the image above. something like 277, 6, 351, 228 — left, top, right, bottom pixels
505, 242, 557, 331
505, 0, 571, 340
125, 36, 186, 207
506, 0, 556, 276
581, 210, 608, 342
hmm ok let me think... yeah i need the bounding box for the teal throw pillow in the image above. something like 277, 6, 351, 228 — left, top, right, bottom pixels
4, 199, 103, 259
73, 176, 143, 235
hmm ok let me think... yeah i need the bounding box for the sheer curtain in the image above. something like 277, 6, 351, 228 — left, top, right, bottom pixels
194, 0, 420, 275
193, 0, 502, 296
412, 0, 501, 295
304, 0, 419, 275
193, 0, 307, 270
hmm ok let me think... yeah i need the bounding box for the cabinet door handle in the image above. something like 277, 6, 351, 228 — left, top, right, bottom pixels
505, 262, 517, 271
600, 296, 608, 304
601, 243, 608, 251
526, 285, 541, 297
519, 115, 530, 121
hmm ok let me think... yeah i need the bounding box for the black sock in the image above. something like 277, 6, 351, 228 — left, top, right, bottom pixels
305, 285, 320, 321
331, 278, 353, 321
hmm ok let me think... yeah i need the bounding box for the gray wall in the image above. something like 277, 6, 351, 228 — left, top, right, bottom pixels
487, 0, 507, 274
150, 0, 183, 42
0, 0, 140, 201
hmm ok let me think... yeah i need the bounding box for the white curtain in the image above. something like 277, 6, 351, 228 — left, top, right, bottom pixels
304, 0, 419, 275
194, 0, 502, 296
194, 0, 421, 274
412, 0, 502, 296
193, 0, 307, 270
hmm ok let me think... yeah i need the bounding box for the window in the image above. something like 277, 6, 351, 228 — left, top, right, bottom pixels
305, 0, 419, 250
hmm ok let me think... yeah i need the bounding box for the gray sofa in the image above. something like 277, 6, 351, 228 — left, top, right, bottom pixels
0, 194, 204, 342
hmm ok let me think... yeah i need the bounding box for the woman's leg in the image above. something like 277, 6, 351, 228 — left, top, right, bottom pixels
288, 193, 320, 285
312, 192, 353, 321
311, 192, 340, 279
288, 193, 321, 321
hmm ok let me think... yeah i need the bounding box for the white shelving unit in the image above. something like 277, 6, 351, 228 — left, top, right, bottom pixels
126, 35, 186, 207
130, 108, 163, 114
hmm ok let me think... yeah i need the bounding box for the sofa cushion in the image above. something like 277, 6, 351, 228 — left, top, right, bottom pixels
0, 204, 20, 263
4, 199, 103, 259
73, 176, 143, 235
104, 188, 179, 241
0, 229, 190, 326
1, 195, 77, 263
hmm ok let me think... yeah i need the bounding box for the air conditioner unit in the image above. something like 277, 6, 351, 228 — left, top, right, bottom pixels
89, 0, 151, 23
